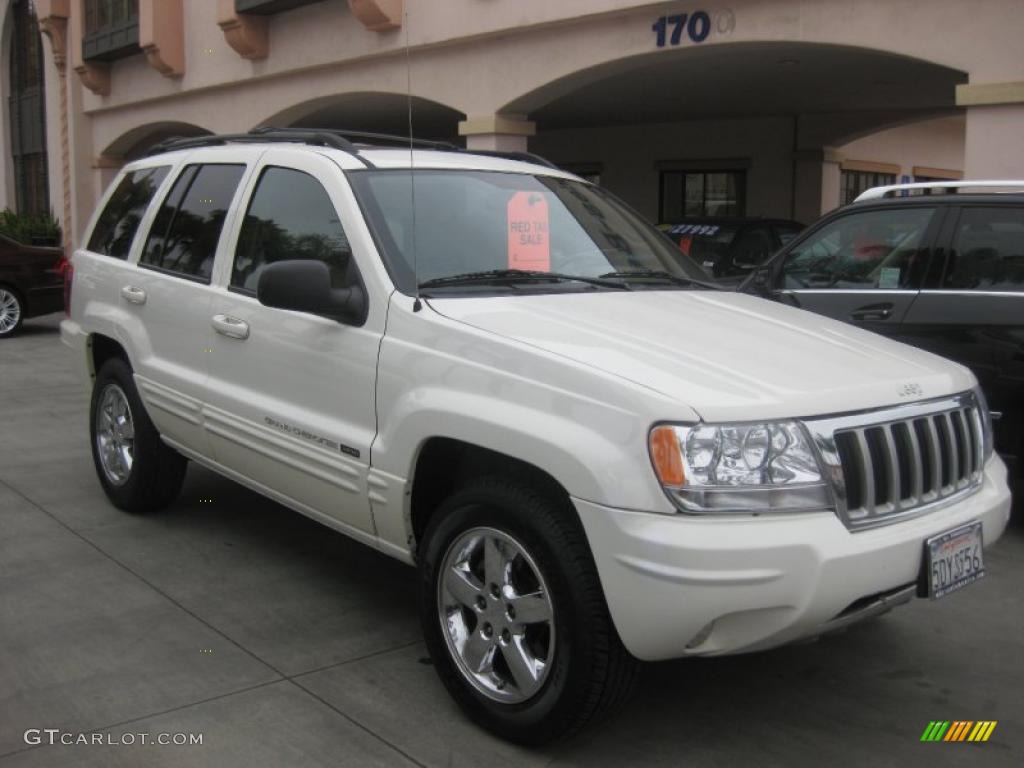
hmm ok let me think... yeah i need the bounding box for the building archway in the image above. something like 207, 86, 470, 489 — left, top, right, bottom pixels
501, 41, 966, 222
101, 121, 213, 161
258, 92, 465, 143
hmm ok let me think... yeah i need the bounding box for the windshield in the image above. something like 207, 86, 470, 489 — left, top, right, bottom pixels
349, 170, 710, 294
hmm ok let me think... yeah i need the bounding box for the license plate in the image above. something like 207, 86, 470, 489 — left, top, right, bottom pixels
924, 522, 985, 599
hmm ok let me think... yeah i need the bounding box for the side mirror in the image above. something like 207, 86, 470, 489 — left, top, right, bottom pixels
257, 259, 365, 324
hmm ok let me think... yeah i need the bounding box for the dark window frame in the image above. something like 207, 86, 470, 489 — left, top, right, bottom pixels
82, 0, 141, 62
86, 165, 171, 259
840, 169, 897, 206
234, 0, 326, 15
940, 204, 1024, 293
8, 0, 50, 217
139, 162, 246, 284
658, 169, 747, 223
779, 204, 940, 291
227, 165, 365, 309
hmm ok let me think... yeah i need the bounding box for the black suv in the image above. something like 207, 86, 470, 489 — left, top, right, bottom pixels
746, 181, 1024, 476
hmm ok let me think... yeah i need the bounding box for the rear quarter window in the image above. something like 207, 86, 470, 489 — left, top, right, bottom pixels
87, 166, 170, 259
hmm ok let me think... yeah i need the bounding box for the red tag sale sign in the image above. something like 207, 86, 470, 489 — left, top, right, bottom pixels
507, 191, 550, 271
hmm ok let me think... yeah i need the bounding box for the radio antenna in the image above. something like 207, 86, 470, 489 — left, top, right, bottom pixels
405, 10, 422, 312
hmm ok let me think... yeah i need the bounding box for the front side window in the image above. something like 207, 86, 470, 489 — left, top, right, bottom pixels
87, 166, 169, 259
943, 207, 1024, 292
660, 171, 745, 221
230, 167, 353, 294
840, 170, 897, 206
782, 208, 935, 290
350, 170, 710, 295
140, 163, 245, 281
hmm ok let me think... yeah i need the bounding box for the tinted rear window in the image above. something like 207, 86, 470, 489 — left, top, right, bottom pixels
87, 166, 170, 259
140, 163, 245, 282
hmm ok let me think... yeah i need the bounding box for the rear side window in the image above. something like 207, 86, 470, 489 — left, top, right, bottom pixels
230, 167, 353, 294
140, 163, 245, 282
87, 166, 170, 259
944, 207, 1024, 292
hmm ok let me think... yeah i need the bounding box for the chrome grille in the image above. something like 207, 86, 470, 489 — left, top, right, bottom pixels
807, 393, 985, 530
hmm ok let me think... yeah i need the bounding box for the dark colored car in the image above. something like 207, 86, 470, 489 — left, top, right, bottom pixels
745, 183, 1024, 476
0, 234, 65, 337
661, 217, 805, 280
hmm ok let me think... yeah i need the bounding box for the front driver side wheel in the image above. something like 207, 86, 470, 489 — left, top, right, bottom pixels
419, 476, 637, 744
90, 357, 187, 512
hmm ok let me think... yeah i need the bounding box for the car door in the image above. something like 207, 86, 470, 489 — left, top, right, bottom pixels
203, 148, 380, 535
122, 153, 250, 456
899, 204, 1024, 459
769, 204, 944, 336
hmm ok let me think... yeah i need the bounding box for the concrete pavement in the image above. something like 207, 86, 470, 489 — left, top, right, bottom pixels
1, 314, 1021, 767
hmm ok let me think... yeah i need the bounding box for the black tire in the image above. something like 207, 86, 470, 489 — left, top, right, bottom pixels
419, 475, 638, 744
0, 285, 25, 338
89, 357, 187, 512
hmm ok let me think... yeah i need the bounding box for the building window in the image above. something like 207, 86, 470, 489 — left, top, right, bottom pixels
8, 0, 50, 217
660, 170, 745, 222
235, 0, 326, 15
840, 170, 896, 206
83, 0, 140, 62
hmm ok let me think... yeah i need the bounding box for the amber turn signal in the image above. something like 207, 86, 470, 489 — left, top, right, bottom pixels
649, 426, 686, 487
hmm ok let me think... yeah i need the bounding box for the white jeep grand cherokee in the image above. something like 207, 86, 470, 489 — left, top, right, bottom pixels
62, 129, 1011, 744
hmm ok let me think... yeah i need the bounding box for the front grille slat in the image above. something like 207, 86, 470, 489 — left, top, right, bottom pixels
853, 429, 876, 517
944, 412, 960, 487
881, 426, 901, 510
903, 421, 924, 502
924, 417, 943, 496
824, 394, 985, 530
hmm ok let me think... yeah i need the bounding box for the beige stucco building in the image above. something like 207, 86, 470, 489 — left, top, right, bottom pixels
3, 0, 1023, 252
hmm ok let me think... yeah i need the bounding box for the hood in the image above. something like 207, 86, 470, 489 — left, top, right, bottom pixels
427, 290, 975, 422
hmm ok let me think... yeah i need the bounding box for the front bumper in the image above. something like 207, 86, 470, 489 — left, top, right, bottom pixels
575, 456, 1012, 662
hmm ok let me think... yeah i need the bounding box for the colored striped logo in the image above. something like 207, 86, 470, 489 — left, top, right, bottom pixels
921, 721, 997, 742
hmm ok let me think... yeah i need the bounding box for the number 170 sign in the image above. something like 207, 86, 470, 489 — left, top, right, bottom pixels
652, 10, 734, 48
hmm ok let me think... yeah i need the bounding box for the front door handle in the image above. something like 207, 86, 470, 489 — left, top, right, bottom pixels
850, 303, 894, 322
120, 285, 147, 305
211, 314, 250, 340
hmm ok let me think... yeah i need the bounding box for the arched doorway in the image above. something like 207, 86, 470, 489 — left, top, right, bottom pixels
7, 0, 49, 216
258, 92, 465, 143
505, 42, 966, 222
102, 121, 213, 162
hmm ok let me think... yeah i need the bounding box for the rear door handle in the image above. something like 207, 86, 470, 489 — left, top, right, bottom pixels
120, 285, 147, 305
850, 303, 894, 322
211, 314, 250, 340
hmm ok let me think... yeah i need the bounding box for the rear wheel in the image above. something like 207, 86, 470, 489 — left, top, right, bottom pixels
90, 358, 187, 512
419, 476, 637, 744
0, 287, 24, 338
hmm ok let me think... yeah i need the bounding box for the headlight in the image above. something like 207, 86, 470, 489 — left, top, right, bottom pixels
649, 421, 833, 514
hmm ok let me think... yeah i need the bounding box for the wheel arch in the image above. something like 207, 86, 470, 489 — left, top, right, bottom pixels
409, 437, 576, 555
88, 332, 132, 382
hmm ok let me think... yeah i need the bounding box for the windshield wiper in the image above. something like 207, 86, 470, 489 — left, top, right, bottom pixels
598, 269, 719, 290
418, 269, 630, 291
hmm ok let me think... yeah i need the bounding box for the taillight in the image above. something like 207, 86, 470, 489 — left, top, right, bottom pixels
62, 258, 74, 316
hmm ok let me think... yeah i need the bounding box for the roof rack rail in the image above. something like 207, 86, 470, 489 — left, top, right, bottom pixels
855, 180, 1024, 202
250, 125, 461, 152
144, 129, 374, 167
467, 150, 561, 170
143, 126, 562, 172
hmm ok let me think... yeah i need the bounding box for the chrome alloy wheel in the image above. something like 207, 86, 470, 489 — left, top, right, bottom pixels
95, 384, 135, 486
0, 288, 20, 334
438, 527, 555, 703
